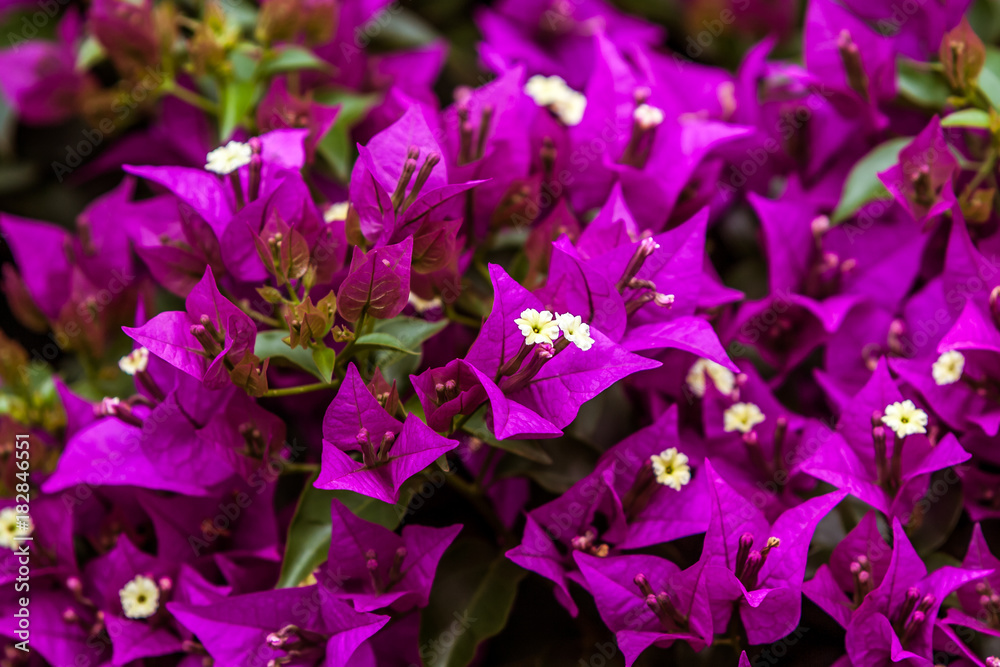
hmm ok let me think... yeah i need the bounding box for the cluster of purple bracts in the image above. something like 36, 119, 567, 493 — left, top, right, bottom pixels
1, 0, 1000, 664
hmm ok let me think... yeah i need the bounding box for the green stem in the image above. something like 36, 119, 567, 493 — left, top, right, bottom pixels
163, 82, 218, 115
280, 462, 319, 475
263, 381, 339, 397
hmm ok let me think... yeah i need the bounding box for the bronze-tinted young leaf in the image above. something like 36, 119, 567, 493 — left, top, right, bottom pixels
336, 236, 413, 322
940, 17, 986, 94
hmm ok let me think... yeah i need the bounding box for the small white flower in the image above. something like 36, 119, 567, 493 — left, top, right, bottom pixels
0, 508, 32, 550
205, 141, 252, 175
633, 103, 665, 130
685, 358, 736, 398
120, 575, 160, 619
650, 448, 691, 491
524, 74, 587, 126
881, 400, 928, 438
324, 201, 350, 223
724, 402, 766, 434
118, 347, 149, 376
555, 313, 595, 351
932, 350, 965, 386
514, 309, 560, 346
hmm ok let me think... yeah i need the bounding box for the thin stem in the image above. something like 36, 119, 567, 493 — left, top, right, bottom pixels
164, 83, 218, 115
475, 447, 499, 489
280, 462, 319, 475
263, 381, 339, 397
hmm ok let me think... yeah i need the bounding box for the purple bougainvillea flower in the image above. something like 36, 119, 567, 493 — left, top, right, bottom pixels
81, 535, 197, 665
44, 360, 284, 495
696, 362, 823, 520
803, 511, 894, 628
799, 358, 970, 518
878, 117, 957, 224
349, 106, 482, 246
124, 267, 259, 390
410, 358, 489, 432
574, 552, 722, 666
316, 364, 459, 503
256, 77, 340, 160
699, 460, 846, 644
169, 585, 389, 667
316, 500, 461, 612
0, 577, 111, 666
596, 407, 713, 549
837, 0, 969, 59
803, 0, 896, 118
845, 519, 988, 667
942, 523, 1000, 640
463, 263, 659, 439
0, 213, 73, 320
137, 474, 281, 566
0, 12, 90, 125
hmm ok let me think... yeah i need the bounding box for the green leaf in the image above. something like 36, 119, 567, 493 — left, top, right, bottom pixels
831, 137, 912, 224
896, 58, 951, 109
312, 346, 336, 384
277, 478, 409, 588
980, 47, 1000, 110
254, 330, 326, 381
258, 46, 330, 77
219, 78, 258, 140
276, 479, 335, 588
314, 90, 380, 180
941, 108, 992, 128
419, 539, 526, 667
372, 317, 448, 364
461, 410, 552, 465
352, 333, 418, 355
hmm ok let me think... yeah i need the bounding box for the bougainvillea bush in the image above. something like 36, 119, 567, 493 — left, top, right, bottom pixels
4, 0, 1000, 664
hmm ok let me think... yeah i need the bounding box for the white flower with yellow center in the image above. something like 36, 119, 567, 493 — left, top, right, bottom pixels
324, 201, 350, 223
685, 358, 736, 398
0, 508, 32, 550
514, 309, 560, 346
723, 402, 766, 434
205, 141, 252, 175
120, 575, 160, 619
881, 400, 928, 438
650, 448, 691, 491
118, 347, 149, 375
524, 74, 587, 126
555, 313, 595, 351
932, 350, 965, 386
633, 103, 665, 130
408, 292, 443, 313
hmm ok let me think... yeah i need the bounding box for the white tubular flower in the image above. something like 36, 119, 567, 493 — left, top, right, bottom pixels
633, 103, 665, 130
120, 575, 160, 619
205, 141, 252, 174
0, 508, 32, 550
723, 402, 766, 434
514, 309, 560, 346
524, 74, 587, 126
650, 448, 691, 491
685, 358, 736, 398
408, 292, 442, 313
881, 400, 928, 438
324, 201, 350, 222
932, 350, 965, 386
555, 313, 595, 351
118, 347, 149, 375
